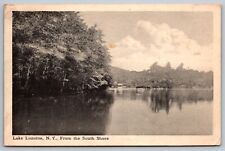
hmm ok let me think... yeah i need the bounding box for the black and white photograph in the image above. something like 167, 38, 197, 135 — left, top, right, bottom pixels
4, 4, 221, 146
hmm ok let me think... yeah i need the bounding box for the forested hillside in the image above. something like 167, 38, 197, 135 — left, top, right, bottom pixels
13, 12, 112, 96
111, 62, 213, 88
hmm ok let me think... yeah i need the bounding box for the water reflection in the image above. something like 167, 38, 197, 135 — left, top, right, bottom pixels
107, 88, 213, 135
149, 89, 172, 114
13, 91, 114, 135
13, 88, 213, 135
110, 88, 213, 114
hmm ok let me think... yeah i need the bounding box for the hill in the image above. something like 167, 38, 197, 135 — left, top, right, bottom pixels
110, 63, 213, 88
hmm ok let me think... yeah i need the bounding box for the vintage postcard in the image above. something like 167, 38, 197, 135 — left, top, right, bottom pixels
4, 4, 221, 146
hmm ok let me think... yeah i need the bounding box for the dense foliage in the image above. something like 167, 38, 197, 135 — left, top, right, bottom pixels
13, 12, 112, 96
111, 62, 213, 88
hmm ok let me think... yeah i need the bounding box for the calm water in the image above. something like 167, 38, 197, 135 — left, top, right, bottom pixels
13, 88, 213, 135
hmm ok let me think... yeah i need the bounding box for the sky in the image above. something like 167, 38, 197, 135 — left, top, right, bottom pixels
80, 12, 213, 71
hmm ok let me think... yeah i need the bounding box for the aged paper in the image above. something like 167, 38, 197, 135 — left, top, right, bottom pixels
4, 4, 221, 146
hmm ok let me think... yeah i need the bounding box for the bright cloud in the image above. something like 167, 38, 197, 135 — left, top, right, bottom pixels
109, 20, 213, 71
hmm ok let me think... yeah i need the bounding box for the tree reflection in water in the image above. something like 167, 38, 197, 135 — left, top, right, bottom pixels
13, 91, 114, 135
145, 88, 213, 113
149, 89, 172, 114
13, 88, 213, 135
112, 88, 213, 114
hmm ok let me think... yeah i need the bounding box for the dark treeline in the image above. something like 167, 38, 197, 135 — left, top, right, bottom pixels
111, 62, 213, 88
13, 12, 112, 96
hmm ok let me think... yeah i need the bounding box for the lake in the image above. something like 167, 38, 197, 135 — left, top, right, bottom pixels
13, 88, 213, 135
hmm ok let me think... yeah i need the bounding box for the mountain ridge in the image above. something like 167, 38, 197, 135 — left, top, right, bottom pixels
110, 65, 213, 88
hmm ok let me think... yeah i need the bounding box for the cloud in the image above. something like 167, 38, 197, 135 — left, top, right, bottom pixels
109, 36, 147, 58
108, 20, 213, 71
118, 35, 146, 50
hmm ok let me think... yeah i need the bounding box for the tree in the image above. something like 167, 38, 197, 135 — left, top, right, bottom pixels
13, 11, 112, 96
165, 62, 171, 69
176, 63, 184, 71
